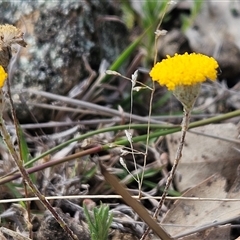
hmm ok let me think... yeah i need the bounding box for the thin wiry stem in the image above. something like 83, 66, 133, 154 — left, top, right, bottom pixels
7, 67, 33, 238
153, 1, 171, 65
139, 80, 155, 196
141, 108, 191, 239
154, 108, 190, 215
0, 89, 78, 240
139, 0, 172, 200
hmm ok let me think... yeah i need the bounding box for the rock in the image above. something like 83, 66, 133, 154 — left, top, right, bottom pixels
0, 1, 128, 122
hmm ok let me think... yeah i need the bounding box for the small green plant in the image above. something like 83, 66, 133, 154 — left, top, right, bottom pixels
83, 203, 113, 240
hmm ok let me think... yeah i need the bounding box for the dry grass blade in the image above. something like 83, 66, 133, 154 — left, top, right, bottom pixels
99, 161, 173, 240
0, 227, 31, 240
18, 89, 163, 124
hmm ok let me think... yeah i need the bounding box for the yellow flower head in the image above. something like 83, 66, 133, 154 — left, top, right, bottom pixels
149, 52, 219, 91
0, 66, 7, 88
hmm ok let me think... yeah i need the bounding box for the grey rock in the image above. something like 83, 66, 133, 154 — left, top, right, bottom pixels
1, 1, 128, 122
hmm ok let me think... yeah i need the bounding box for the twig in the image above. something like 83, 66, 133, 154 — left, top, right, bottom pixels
0, 88, 78, 240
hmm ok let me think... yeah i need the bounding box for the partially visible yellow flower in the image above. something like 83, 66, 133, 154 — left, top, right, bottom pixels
0, 66, 7, 88
149, 52, 219, 91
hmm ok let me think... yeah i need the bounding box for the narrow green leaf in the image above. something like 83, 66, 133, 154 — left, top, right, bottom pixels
5, 183, 25, 207
18, 125, 36, 183
101, 27, 150, 84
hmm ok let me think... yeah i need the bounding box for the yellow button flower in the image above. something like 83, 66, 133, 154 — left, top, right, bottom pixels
149, 52, 219, 91
0, 66, 7, 88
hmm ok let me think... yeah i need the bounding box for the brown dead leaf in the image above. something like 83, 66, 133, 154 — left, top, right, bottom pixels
166, 123, 240, 191
0, 230, 7, 240
161, 173, 240, 239
178, 224, 231, 240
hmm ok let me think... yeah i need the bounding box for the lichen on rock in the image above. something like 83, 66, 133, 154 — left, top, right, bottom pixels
0, 0, 128, 122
